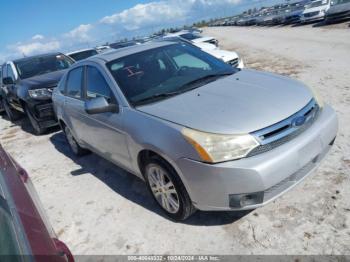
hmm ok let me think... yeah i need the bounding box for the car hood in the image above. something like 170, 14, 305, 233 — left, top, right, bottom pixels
194, 42, 217, 51
286, 9, 304, 17
192, 37, 215, 44
303, 5, 328, 14
137, 69, 313, 134
327, 2, 350, 14
20, 70, 67, 90
205, 49, 238, 62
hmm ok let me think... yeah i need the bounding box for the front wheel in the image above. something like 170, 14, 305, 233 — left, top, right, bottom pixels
25, 105, 47, 135
3, 98, 22, 121
144, 157, 196, 221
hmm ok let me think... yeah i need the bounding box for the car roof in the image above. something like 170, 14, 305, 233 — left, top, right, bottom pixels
12, 52, 65, 63
66, 48, 96, 55
166, 31, 192, 37
88, 41, 176, 63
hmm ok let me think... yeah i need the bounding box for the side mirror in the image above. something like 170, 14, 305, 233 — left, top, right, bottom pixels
85, 96, 118, 115
3, 77, 14, 85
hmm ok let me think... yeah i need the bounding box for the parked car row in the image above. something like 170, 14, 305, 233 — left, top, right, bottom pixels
0, 37, 338, 222
0, 31, 244, 135
109, 30, 245, 69
211, 0, 350, 27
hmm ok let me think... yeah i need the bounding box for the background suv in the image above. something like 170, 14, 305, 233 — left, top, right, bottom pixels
1, 53, 74, 134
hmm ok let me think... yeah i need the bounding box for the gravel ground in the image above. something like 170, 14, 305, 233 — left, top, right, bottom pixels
1, 23, 350, 255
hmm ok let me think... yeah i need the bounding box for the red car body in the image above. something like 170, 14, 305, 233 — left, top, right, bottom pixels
0, 144, 74, 262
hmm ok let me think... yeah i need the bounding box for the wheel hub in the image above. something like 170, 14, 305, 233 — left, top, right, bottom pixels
147, 165, 180, 214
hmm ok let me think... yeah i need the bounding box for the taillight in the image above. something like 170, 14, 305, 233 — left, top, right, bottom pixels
18, 167, 29, 183
53, 238, 75, 262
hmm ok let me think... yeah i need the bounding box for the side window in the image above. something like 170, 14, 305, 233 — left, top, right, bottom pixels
66, 67, 83, 99
0, 200, 21, 256
7, 65, 15, 81
1, 66, 6, 85
172, 53, 210, 70
58, 76, 66, 94
86, 66, 113, 102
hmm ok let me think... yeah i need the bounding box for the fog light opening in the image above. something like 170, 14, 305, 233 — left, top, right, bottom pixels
229, 192, 264, 208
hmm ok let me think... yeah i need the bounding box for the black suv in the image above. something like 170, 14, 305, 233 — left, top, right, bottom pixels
1, 53, 74, 134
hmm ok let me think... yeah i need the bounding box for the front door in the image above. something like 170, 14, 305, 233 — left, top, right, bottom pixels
81, 65, 131, 169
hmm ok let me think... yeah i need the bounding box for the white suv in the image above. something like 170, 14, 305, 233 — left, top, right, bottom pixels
301, 0, 331, 23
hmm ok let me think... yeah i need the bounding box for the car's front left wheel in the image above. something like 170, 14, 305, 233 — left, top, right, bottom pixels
24, 105, 47, 135
144, 156, 196, 221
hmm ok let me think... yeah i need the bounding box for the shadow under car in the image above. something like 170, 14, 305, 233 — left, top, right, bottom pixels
49, 131, 251, 225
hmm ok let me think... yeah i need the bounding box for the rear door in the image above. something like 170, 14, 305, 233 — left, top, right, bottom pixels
63, 66, 87, 143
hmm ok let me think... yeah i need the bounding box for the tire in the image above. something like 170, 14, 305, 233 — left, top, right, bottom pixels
3, 98, 22, 121
24, 105, 47, 135
64, 126, 89, 156
144, 156, 196, 221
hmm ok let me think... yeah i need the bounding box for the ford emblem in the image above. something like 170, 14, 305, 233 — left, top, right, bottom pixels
292, 116, 307, 127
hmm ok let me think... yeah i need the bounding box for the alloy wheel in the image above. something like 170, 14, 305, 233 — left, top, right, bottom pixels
147, 164, 180, 214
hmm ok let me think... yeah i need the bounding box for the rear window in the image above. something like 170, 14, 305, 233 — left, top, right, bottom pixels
180, 33, 200, 41
66, 67, 83, 99
69, 50, 98, 61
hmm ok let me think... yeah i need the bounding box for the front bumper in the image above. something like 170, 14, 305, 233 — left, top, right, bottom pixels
301, 13, 325, 23
27, 100, 58, 128
326, 10, 350, 22
176, 105, 338, 211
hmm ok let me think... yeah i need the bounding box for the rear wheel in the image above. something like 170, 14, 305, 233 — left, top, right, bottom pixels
144, 156, 196, 221
3, 98, 21, 121
24, 105, 47, 135
64, 126, 89, 156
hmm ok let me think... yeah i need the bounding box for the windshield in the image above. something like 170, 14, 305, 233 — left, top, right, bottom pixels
288, 2, 306, 11
15, 54, 73, 79
107, 43, 236, 106
331, 0, 350, 5
69, 50, 98, 61
307, 0, 329, 7
180, 33, 201, 41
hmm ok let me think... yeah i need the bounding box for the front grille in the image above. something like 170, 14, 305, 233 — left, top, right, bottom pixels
248, 99, 319, 157
264, 159, 315, 201
228, 58, 239, 67
35, 103, 55, 118
304, 11, 320, 17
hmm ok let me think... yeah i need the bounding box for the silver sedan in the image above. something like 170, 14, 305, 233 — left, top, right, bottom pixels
53, 41, 338, 220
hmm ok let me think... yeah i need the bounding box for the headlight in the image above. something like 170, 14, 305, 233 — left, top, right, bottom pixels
308, 86, 324, 108
28, 88, 52, 100
182, 128, 259, 163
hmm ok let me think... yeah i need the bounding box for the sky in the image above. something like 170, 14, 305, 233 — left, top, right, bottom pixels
0, 0, 282, 63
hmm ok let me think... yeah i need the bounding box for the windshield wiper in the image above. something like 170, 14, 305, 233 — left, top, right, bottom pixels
133, 91, 182, 106
133, 72, 234, 106
180, 72, 234, 91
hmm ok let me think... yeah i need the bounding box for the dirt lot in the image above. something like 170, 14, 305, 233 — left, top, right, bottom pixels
1, 24, 350, 255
